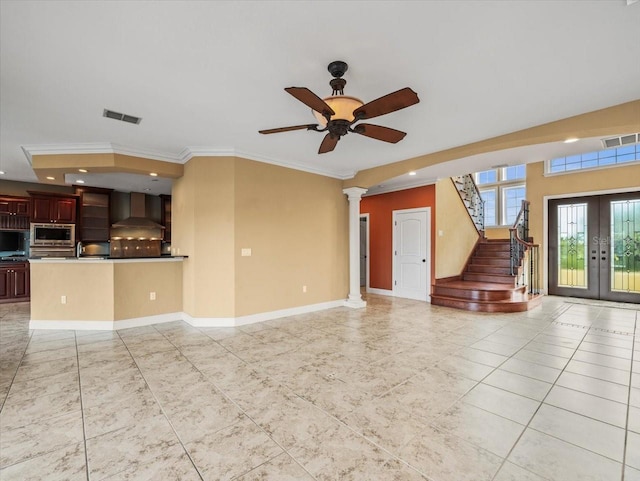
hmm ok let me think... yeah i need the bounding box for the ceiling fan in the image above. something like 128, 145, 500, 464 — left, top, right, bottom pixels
259, 61, 420, 154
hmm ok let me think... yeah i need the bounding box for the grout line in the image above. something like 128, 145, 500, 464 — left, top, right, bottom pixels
164, 322, 440, 480
151, 324, 322, 481
115, 328, 207, 481
621, 311, 638, 481
0, 326, 32, 413
488, 302, 594, 481
73, 331, 91, 481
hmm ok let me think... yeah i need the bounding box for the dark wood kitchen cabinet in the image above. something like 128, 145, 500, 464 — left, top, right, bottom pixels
0, 196, 30, 216
75, 186, 112, 241
160, 194, 171, 242
0, 196, 31, 230
0, 262, 30, 303
28, 192, 77, 223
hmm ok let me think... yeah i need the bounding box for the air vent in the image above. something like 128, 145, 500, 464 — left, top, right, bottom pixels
103, 109, 142, 125
602, 133, 638, 149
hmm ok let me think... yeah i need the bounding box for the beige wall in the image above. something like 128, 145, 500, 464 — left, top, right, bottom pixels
30, 260, 182, 322
114, 262, 182, 320
0, 179, 74, 196
173, 156, 349, 319
234, 158, 348, 316
173, 157, 236, 318
527, 161, 640, 289
31, 152, 182, 185
485, 227, 511, 240
30, 263, 115, 321
435, 179, 479, 278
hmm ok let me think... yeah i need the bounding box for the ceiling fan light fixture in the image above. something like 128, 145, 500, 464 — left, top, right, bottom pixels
312, 95, 364, 127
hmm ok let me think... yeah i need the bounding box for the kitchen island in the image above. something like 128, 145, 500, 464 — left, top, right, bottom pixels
29, 257, 184, 330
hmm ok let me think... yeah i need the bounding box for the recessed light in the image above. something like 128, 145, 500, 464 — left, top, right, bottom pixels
149, 172, 158, 177
78, 169, 88, 173
76, 180, 85, 184
46, 176, 55, 180
408, 171, 417, 176
564, 137, 579, 143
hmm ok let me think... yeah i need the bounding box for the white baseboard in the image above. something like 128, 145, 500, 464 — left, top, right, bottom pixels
185, 299, 345, 327
28, 300, 346, 330
29, 312, 184, 331
366, 288, 394, 296
29, 319, 116, 331
114, 313, 183, 330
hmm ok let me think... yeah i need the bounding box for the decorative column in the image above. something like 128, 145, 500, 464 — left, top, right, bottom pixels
343, 187, 368, 308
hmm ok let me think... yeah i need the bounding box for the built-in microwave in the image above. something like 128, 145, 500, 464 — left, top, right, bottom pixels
30, 223, 75, 247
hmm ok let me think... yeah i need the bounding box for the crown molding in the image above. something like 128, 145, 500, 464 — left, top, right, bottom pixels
20, 143, 357, 180
180, 147, 356, 180
21, 142, 184, 164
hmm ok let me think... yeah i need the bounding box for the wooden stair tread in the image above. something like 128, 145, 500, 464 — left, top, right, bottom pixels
436, 280, 520, 291
431, 293, 543, 313
431, 236, 540, 312
432, 293, 539, 304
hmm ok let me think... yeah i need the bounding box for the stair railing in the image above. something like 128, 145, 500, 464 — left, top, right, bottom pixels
509, 200, 540, 294
451, 174, 485, 235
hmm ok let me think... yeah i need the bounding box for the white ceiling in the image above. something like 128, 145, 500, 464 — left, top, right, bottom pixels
1, 1, 639, 193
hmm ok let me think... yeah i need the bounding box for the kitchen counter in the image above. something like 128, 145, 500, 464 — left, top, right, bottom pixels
29, 256, 187, 263
29, 256, 184, 330
0, 257, 29, 263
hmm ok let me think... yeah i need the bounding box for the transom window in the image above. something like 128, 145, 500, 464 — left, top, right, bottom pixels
548, 143, 640, 174
475, 165, 526, 227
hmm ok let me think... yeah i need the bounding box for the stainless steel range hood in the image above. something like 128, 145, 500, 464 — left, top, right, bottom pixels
110, 192, 164, 258
111, 192, 164, 240
112, 192, 164, 230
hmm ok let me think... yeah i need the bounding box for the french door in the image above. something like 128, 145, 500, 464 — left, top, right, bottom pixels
548, 193, 640, 303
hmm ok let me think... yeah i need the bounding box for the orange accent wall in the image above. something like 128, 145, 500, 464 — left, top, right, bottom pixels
360, 185, 436, 291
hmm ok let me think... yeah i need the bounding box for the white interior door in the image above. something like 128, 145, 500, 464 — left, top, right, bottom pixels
393, 209, 430, 301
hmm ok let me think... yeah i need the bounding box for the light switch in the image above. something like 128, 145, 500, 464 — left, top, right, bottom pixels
438, 230, 444, 237
241, 248, 252, 257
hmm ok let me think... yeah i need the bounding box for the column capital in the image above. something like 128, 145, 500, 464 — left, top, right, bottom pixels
342, 187, 368, 200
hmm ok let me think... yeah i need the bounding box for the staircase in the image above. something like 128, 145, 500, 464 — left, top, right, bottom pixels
431, 176, 542, 313
431, 239, 542, 312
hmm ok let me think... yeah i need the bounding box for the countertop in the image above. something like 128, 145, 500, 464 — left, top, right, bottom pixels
29, 256, 187, 263
0, 257, 29, 263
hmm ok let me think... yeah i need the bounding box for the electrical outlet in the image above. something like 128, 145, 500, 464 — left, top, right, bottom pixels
61, 295, 67, 304
150, 292, 156, 301
241, 248, 252, 257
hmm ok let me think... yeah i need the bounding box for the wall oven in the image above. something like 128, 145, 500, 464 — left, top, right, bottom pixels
30, 223, 75, 247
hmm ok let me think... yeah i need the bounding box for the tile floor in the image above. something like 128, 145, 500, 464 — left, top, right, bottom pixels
0, 295, 638, 481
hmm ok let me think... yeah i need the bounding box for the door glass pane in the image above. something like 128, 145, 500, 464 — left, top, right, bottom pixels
610, 199, 640, 293
557, 203, 588, 288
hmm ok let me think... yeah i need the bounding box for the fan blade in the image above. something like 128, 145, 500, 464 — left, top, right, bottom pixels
285, 87, 335, 117
353, 87, 419, 120
353, 123, 407, 143
259, 124, 318, 134
318, 133, 339, 154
